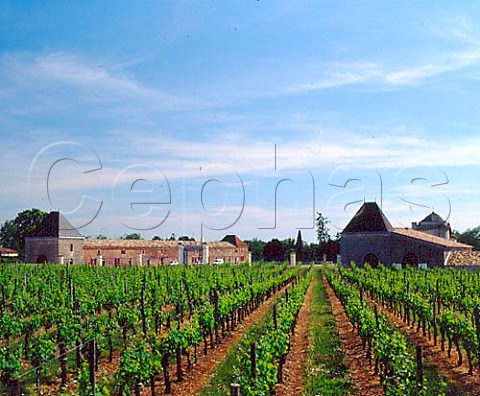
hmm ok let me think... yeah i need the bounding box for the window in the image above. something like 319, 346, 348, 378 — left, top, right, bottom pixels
97, 249, 101, 255
121, 249, 126, 255
70, 244, 74, 252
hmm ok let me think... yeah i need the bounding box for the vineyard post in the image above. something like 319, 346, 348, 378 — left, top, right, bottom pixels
250, 342, 257, 380
1, 283, 6, 314
416, 345, 423, 389
162, 353, 172, 394
273, 304, 278, 330
278, 355, 285, 383
176, 302, 182, 328
88, 339, 96, 394
9, 378, 20, 396
230, 383, 240, 396
176, 346, 183, 381
432, 295, 437, 346
474, 306, 480, 355
141, 277, 147, 337
213, 288, 220, 344
436, 279, 440, 315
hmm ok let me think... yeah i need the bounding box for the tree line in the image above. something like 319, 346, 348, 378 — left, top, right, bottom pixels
245, 213, 340, 263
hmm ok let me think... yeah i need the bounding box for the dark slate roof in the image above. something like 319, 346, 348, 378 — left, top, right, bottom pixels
343, 202, 393, 233
419, 212, 445, 224
27, 212, 82, 238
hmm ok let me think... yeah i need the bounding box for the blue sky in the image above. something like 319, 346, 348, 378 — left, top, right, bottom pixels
2, 1, 480, 242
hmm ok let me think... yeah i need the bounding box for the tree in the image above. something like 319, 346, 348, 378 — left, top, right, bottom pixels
295, 230, 304, 261
95, 234, 108, 240
178, 235, 195, 241
281, 238, 295, 259
455, 227, 480, 250
263, 239, 285, 262
245, 239, 266, 262
315, 212, 330, 244
0, 209, 47, 258
121, 233, 142, 240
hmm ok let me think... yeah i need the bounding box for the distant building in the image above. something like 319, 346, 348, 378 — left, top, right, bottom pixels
0, 247, 18, 259
25, 211, 84, 264
340, 202, 472, 268
412, 212, 452, 239
24, 211, 249, 265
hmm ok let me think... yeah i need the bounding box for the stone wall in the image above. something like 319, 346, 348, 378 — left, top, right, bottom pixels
340, 232, 392, 267
390, 233, 446, 267
58, 237, 85, 264
25, 237, 85, 263
25, 237, 59, 263
83, 245, 179, 266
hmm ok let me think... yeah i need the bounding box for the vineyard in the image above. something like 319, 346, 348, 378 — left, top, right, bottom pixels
2, 261, 480, 395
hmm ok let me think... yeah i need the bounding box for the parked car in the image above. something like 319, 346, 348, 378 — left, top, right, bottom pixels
169, 261, 180, 266
213, 258, 224, 264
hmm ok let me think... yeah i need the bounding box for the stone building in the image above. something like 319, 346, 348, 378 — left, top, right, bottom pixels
412, 212, 452, 239
83, 239, 180, 266
340, 202, 472, 268
25, 211, 249, 265
83, 235, 249, 266
0, 247, 18, 259
24, 211, 85, 264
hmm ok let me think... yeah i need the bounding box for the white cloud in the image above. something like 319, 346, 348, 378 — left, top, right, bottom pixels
384, 49, 480, 86
0, 52, 206, 112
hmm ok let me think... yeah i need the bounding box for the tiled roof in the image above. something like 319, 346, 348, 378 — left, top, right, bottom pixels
419, 212, 445, 224
447, 251, 480, 266
84, 239, 239, 249
84, 239, 181, 249
27, 212, 82, 238
0, 247, 17, 254
221, 234, 248, 247
343, 202, 393, 233
208, 241, 237, 248
393, 228, 472, 249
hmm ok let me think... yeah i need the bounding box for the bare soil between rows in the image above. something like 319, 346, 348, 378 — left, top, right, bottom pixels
366, 295, 480, 396
323, 273, 384, 396
148, 282, 296, 396
275, 274, 315, 396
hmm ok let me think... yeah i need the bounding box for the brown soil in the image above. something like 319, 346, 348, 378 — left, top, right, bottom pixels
366, 296, 480, 395
37, 286, 292, 396
275, 274, 314, 396
147, 282, 296, 396
323, 274, 384, 396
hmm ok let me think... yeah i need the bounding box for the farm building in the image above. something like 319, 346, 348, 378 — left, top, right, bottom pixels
83, 236, 248, 266
24, 211, 84, 264
0, 247, 18, 259
24, 211, 249, 265
340, 202, 475, 268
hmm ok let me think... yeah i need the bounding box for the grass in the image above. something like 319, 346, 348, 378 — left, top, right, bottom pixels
302, 267, 355, 396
